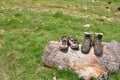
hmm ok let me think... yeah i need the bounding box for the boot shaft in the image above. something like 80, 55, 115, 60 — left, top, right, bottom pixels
94, 33, 103, 41
93, 33, 103, 57
68, 37, 78, 44
93, 33, 103, 45
84, 32, 92, 40
60, 36, 68, 45
68, 37, 79, 50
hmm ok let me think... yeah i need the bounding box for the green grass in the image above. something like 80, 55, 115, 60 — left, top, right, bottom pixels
0, 0, 120, 80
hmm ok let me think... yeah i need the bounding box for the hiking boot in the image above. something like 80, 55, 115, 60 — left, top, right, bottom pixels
59, 36, 69, 51
68, 37, 79, 50
93, 33, 103, 57
81, 32, 92, 54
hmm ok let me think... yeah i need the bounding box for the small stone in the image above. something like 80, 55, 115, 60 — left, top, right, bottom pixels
83, 24, 90, 28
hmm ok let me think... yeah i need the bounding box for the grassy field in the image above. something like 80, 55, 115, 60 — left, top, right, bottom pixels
0, 0, 120, 80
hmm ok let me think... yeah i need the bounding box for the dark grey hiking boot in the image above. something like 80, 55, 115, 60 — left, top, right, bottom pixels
81, 32, 92, 54
59, 36, 69, 51
93, 33, 103, 57
68, 37, 79, 50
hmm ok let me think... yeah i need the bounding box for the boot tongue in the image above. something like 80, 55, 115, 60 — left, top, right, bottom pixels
62, 39, 67, 45
96, 36, 102, 40
95, 37, 101, 40
69, 37, 76, 44
98, 35, 102, 39
85, 35, 91, 39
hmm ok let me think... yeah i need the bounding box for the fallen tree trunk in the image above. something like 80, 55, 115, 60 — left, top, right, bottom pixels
42, 40, 120, 80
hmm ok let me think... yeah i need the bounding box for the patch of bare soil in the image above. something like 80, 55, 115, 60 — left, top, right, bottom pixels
0, 29, 6, 34
16, 4, 120, 22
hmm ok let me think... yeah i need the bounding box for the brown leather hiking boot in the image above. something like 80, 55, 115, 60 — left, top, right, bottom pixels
59, 36, 69, 51
81, 32, 92, 54
68, 37, 79, 50
93, 33, 103, 57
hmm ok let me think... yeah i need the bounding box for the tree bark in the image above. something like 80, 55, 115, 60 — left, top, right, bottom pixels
42, 40, 120, 80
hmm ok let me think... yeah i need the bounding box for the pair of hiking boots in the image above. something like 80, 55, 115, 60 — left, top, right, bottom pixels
59, 36, 79, 51
59, 32, 103, 56
81, 32, 103, 56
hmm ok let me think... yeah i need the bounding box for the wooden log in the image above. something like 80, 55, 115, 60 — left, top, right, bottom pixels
42, 40, 120, 80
